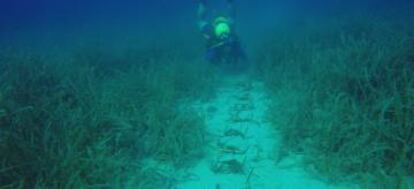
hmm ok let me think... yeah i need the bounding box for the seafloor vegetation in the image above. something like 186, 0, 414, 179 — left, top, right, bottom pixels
255, 13, 414, 187
0, 41, 218, 188
1, 9, 414, 189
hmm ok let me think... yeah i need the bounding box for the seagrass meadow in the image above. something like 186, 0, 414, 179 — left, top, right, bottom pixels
1, 0, 414, 189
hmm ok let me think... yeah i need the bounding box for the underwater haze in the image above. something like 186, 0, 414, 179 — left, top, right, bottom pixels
0, 0, 413, 48
1, 0, 414, 189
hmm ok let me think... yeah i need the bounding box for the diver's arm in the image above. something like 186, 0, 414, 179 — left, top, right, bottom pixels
197, 0, 209, 31
227, 0, 235, 19
197, 0, 208, 23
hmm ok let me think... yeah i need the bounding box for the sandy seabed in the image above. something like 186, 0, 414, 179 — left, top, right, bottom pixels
176, 74, 359, 189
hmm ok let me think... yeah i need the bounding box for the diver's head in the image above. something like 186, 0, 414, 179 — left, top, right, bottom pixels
213, 17, 231, 39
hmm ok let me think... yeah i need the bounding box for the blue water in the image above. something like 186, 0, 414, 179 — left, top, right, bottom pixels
1, 0, 412, 50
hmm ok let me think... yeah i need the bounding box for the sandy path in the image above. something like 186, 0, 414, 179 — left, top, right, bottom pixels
177, 75, 358, 189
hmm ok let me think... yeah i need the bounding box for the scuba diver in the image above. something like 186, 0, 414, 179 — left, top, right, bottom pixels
197, 0, 248, 69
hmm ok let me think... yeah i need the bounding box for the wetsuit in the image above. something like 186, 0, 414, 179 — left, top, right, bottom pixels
198, 0, 247, 65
